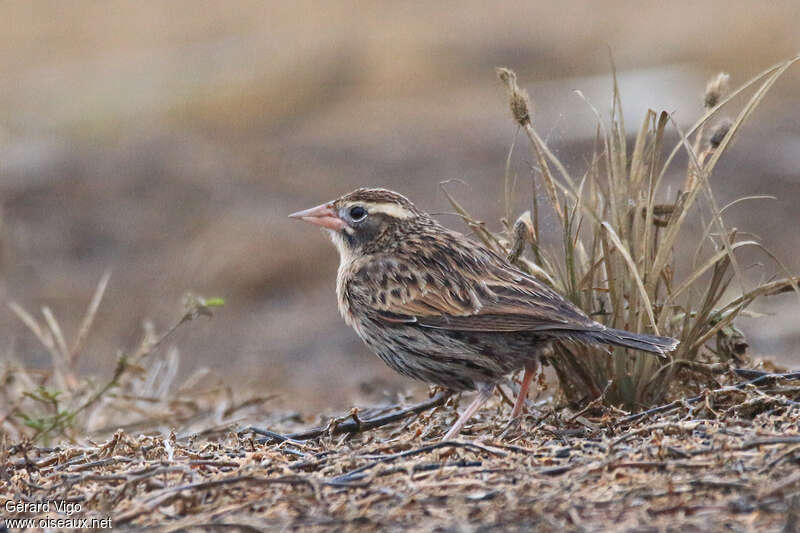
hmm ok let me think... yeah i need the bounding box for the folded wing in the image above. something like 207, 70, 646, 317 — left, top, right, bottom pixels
347, 242, 601, 334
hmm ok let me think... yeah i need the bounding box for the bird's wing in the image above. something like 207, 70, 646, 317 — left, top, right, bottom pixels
347, 245, 599, 333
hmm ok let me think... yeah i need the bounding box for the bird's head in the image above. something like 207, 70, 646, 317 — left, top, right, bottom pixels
289, 188, 427, 258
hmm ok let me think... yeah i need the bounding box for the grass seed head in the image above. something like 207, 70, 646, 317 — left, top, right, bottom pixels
710, 119, 733, 149
496, 67, 532, 126
704, 72, 731, 109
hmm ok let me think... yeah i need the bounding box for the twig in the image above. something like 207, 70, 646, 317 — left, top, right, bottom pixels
248, 391, 451, 442
116, 475, 314, 525
569, 380, 612, 422
739, 436, 800, 451
331, 441, 508, 484
618, 370, 800, 425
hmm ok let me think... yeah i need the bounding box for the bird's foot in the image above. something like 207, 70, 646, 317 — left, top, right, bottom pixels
440, 383, 494, 441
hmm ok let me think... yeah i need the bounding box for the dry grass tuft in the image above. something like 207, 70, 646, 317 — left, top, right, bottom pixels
439, 56, 800, 411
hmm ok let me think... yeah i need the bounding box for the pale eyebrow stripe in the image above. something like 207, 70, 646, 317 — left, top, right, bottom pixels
345, 202, 414, 219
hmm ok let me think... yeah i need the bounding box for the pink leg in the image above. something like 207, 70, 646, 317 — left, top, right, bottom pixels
442, 383, 494, 441
510, 362, 538, 419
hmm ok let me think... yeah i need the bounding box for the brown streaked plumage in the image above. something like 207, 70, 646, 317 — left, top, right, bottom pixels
290, 188, 678, 440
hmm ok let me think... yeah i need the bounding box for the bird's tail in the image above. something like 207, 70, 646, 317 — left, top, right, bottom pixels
587, 327, 678, 358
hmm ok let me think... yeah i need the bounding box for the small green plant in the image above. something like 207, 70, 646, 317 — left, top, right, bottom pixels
447, 56, 800, 410
18, 386, 72, 434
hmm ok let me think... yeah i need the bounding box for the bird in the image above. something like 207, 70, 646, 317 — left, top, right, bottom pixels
289, 188, 678, 440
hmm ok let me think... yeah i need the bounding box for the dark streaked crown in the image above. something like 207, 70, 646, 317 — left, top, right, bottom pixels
333, 188, 425, 218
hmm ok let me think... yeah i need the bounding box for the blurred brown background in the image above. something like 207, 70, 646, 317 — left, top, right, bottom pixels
1, 1, 798, 411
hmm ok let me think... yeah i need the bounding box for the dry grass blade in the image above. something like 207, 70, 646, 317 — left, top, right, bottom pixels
439, 181, 503, 252
8, 301, 49, 349
70, 270, 111, 364
690, 276, 800, 352
503, 130, 519, 228
601, 222, 658, 334
672, 116, 748, 299
657, 241, 760, 331
691, 195, 775, 271
574, 89, 618, 226
41, 307, 70, 364
8, 302, 74, 392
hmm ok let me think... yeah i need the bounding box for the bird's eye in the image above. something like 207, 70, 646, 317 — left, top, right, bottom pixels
349, 206, 367, 221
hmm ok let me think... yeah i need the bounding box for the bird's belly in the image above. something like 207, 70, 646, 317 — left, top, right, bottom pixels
355, 320, 545, 391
